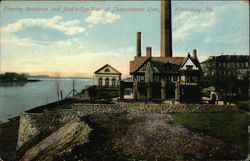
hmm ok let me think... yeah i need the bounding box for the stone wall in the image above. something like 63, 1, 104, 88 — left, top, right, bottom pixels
72, 103, 239, 114
17, 103, 239, 150
17, 110, 79, 149
19, 118, 91, 161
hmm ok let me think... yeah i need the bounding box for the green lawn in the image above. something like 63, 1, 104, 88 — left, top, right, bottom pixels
171, 112, 249, 150
238, 100, 249, 111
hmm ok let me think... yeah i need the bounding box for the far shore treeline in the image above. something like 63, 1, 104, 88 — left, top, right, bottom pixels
0, 72, 40, 82
0, 72, 92, 82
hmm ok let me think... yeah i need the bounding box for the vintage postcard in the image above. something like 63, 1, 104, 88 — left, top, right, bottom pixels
0, 0, 249, 161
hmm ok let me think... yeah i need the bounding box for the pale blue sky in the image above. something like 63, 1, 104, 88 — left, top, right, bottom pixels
0, 1, 249, 77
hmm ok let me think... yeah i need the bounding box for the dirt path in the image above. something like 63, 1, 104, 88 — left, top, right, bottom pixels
53, 113, 246, 161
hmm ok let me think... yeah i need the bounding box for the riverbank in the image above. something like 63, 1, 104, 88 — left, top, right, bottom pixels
0, 79, 40, 83
0, 117, 19, 161
2, 113, 245, 161
0, 101, 248, 161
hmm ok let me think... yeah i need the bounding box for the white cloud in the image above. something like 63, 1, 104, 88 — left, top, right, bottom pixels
88, 24, 94, 29
204, 33, 248, 45
86, 10, 121, 24
173, 11, 216, 41
1, 16, 85, 35
204, 37, 211, 43
1, 33, 37, 46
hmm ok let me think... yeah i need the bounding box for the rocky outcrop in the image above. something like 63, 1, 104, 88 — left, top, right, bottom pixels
17, 113, 43, 149
19, 117, 91, 161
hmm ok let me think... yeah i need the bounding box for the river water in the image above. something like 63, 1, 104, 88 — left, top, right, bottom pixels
0, 79, 93, 122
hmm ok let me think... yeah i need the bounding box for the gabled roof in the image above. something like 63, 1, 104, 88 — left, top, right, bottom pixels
191, 57, 202, 70
130, 55, 202, 74
181, 55, 202, 70
130, 56, 185, 73
94, 64, 121, 74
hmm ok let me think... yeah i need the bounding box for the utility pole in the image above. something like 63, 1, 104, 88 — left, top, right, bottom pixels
73, 78, 75, 97
0, 50, 2, 74
65, 77, 81, 99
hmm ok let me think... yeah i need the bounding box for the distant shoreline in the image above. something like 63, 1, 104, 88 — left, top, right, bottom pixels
27, 76, 93, 80
0, 79, 41, 83
0, 78, 93, 83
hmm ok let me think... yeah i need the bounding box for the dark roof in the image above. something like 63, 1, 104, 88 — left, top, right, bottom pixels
201, 55, 249, 64
130, 56, 201, 74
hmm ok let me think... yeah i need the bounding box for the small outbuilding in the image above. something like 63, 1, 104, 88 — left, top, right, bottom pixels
94, 64, 121, 87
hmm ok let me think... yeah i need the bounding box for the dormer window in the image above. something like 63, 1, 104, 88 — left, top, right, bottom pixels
186, 65, 193, 70
104, 68, 110, 72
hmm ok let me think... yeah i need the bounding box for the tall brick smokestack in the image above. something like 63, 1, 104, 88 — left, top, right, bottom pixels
161, 0, 172, 57
192, 49, 197, 59
146, 47, 152, 57
136, 32, 142, 57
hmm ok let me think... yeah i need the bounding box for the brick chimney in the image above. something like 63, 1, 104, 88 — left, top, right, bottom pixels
192, 49, 197, 59
136, 32, 142, 57
146, 47, 152, 57
161, 0, 172, 57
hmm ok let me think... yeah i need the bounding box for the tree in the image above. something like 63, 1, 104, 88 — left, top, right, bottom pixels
0, 72, 27, 82
54, 72, 61, 106
202, 61, 247, 104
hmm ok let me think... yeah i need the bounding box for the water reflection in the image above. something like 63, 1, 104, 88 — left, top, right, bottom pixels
0, 82, 27, 87
0, 79, 93, 122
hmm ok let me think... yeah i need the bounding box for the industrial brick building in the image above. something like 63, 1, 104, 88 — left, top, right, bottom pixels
201, 55, 249, 79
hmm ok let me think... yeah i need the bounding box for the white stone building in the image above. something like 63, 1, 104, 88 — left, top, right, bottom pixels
94, 64, 121, 86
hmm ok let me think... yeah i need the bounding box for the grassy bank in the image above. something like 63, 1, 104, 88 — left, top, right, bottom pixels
238, 100, 249, 112
0, 118, 19, 160
171, 112, 249, 151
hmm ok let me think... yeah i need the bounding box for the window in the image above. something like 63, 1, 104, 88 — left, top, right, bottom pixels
153, 75, 160, 82
162, 76, 167, 81
98, 77, 103, 86
186, 65, 193, 70
165, 64, 170, 70
246, 62, 249, 68
105, 78, 109, 86
192, 76, 197, 82
138, 64, 146, 72
104, 68, 110, 72
153, 66, 159, 73
173, 76, 178, 81
167, 76, 171, 82
112, 78, 116, 86
137, 75, 145, 82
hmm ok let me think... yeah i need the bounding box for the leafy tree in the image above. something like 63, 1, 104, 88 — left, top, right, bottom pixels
202, 61, 248, 104
0, 72, 27, 82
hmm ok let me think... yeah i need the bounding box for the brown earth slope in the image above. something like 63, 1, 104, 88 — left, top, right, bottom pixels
53, 113, 246, 161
